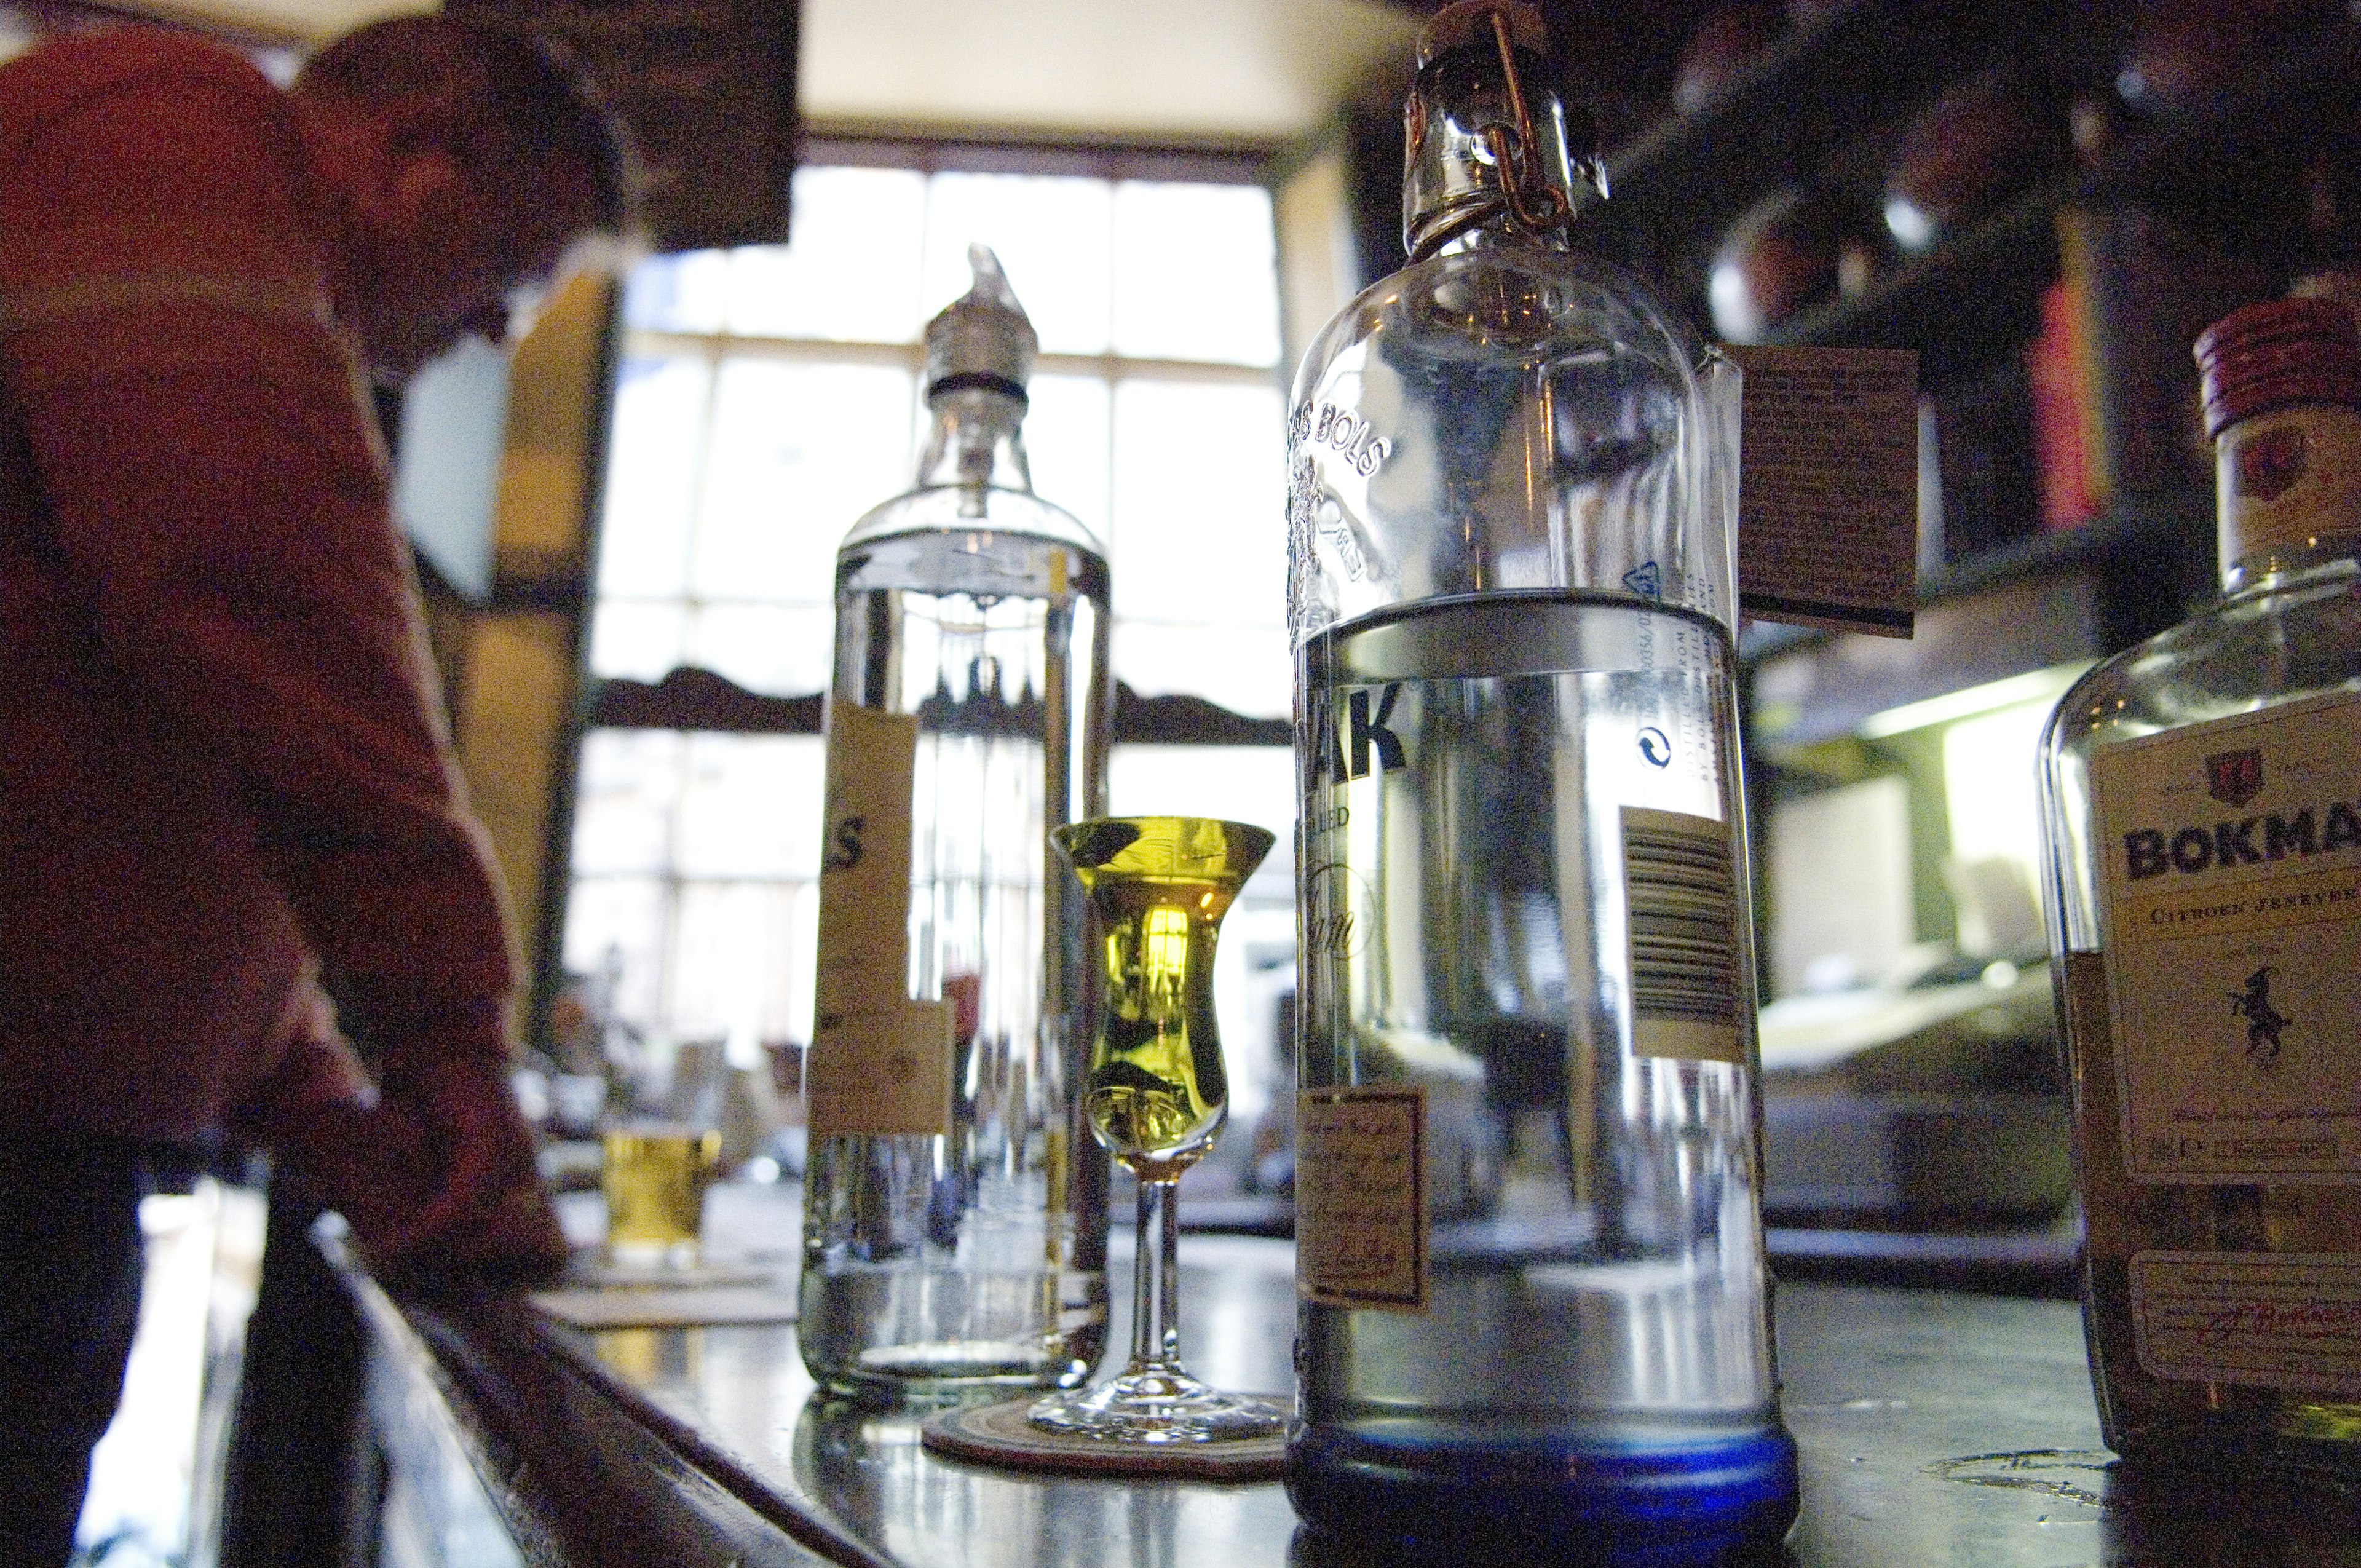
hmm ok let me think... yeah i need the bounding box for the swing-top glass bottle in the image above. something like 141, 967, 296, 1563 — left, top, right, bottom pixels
1284, 1, 1797, 1558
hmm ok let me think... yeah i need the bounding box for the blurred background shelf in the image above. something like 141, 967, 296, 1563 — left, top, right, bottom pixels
1609, 0, 2093, 314
1749, 21, 2361, 382
1567, 3, 2361, 1256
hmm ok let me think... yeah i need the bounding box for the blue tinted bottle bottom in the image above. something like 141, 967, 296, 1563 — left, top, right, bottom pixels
1286, 1420, 1798, 1567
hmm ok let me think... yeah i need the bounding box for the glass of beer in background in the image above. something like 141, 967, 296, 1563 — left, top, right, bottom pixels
602, 1120, 722, 1269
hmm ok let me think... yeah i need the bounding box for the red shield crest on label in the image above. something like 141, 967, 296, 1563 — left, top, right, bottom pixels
2236, 426, 2308, 502
2207, 748, 2264, 807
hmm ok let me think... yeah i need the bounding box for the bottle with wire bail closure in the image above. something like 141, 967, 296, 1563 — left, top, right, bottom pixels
1283, 2, 1798, 1558
799, 245, 1113, 1399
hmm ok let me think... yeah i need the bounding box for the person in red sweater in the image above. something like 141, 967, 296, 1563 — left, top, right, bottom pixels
0, 17, 627, 1561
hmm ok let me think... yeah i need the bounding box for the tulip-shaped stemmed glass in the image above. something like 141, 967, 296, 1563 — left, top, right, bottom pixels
1029, 816, 1283, 1444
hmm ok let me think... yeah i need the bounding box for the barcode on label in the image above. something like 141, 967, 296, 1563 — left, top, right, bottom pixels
1623, 806, 1744, 1063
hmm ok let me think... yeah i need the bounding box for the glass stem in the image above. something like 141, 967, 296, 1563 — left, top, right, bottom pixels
1130, 1174, 1183, 1375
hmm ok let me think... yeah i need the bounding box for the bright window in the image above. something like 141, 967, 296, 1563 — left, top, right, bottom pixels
563, 159, 1296, 1064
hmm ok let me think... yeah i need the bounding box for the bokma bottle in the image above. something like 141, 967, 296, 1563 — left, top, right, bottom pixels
2039, 295, 2361, 1481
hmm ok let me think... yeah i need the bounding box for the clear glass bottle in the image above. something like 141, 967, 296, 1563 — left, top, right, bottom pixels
1283, 2, 1797, 1557
2039, 295, 2361, 1479
799, 247, 1112, 1399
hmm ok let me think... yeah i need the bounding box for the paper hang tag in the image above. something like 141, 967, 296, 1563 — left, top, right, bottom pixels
808, 1001, 955, 1139
1295, 1085, 1428, 1313
1729, 345, 1920, 639
809, 702, 958, 1139
813, 702, 919, 1019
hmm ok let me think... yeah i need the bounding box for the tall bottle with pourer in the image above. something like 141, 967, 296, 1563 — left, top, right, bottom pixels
799, 246, 1112, 1398
1284, 2, 1798, 1558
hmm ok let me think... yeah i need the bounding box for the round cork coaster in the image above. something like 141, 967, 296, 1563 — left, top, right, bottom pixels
918, 1396, 1290, 1480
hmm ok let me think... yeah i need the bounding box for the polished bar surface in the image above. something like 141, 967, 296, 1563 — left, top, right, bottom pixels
382, 1227, 2353, 1567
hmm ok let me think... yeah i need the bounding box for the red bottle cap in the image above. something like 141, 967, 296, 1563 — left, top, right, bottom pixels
2194, 296, 2361, 438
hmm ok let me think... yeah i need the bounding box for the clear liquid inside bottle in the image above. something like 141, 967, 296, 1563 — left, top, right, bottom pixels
1284, 9, 1793, 1553
1291, 595, 1793, 1553
799, 376, 1113, 1397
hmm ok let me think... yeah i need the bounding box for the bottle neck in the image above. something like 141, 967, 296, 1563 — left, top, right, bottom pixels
2215, 401, 2361, 593
917, 386, 1034, 503
1402, 41, 1594, 263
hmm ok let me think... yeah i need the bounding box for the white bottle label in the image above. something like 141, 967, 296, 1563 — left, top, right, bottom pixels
2089, 694, 2361, 1183
1623, 807, 1745, 1063
2130, 1250, 2361, 1393
809, 702, 954, 1139
806, 1002, 954, 1139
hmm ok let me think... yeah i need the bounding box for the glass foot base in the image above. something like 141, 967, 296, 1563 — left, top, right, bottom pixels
1029, 1369, 1286, 1445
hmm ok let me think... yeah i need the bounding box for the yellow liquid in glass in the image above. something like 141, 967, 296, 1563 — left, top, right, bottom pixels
1054, 817, 1272, 1177
602, 1123, 722, 1266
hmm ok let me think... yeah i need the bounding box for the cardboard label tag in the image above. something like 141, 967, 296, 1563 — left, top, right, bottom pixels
807, 1001, 955, 1139
1295, 1085, 1426, 1312
813, 702, 918, 1019
809, 702, 955, 1138
1729, 345, 1920, 638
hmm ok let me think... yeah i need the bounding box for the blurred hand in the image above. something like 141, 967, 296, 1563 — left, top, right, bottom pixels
237, 988, 569, 1288
234, 1015, 427, 1254
368, 1044, 569, 1288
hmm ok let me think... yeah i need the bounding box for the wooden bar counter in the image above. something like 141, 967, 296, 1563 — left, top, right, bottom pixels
341, 1197, 2360, 1568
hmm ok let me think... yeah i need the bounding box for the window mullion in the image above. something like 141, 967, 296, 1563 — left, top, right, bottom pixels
625, 329, 1276, 386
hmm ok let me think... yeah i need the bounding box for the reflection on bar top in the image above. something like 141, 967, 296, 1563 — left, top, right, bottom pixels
1757, 959, 2051, 1076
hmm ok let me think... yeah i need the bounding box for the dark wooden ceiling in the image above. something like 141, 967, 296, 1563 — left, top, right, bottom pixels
1382, 0, 1789, 147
